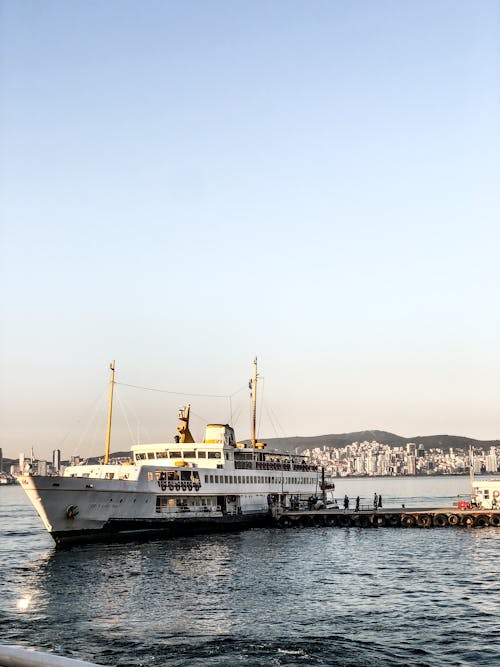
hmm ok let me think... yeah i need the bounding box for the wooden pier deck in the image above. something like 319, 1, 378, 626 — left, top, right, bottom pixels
274, 507, 500, 529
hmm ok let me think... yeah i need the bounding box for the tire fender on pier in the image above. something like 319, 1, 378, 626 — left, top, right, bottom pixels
475, 515, 489, 528
462, 515, 475, 527
448, 514, 459, 526
416, 514, 432, 528
433, 514, 447, 527
401, 515, 415, 528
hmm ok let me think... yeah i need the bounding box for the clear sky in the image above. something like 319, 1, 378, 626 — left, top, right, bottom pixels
1, 0, 499, 461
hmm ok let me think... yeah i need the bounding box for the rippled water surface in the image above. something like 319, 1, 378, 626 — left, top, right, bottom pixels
1, 481, 499, 666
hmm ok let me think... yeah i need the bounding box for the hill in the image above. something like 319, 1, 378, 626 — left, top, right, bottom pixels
255, 431, 500, 454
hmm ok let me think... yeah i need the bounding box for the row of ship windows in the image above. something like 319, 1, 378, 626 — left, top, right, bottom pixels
203, 474, 315, 485
136, 451, 222, 461
156, 497, 218, 509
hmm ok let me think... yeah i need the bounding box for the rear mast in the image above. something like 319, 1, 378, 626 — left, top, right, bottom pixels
251, 357, 258, 448
104, 360, 115, 465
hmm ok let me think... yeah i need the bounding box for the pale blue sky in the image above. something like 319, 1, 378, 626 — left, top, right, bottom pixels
1, 1, 499, 460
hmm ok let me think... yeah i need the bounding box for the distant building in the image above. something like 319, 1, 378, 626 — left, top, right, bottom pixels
52, 449, 61, 473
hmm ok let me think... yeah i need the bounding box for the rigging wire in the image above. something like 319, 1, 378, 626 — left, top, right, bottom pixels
115, 394, 138, 447
56, 389, 108, 451
266, 404, 288, 439
115, 381, 248, 400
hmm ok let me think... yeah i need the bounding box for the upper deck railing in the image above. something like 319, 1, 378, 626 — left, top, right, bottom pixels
234, 460, 318, 472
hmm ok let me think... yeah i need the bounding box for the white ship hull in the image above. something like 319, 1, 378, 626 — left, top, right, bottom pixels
20, 461, 324, 545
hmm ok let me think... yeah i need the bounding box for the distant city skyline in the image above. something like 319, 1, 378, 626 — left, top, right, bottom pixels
1, 1, 499, 460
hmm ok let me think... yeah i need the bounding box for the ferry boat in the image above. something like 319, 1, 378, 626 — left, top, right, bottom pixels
19, 360, 332, 545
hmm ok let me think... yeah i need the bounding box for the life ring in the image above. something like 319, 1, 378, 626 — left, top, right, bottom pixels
401, 514, 415, 528
158, 480, 167, 491
181, 482, 187, 491
489, 515, 500, 527
493, 490, 499, 498
462, 515, 475, 527
66, 505, 79, 520
168, 482, 174, 491
175, 482, 181, 491
475, 515, 489, 528
187, 481, 193, 491
417, 514, 431, 528
193, 483, 200, 491
448, 514, 459, 526
433, 514, 447, 527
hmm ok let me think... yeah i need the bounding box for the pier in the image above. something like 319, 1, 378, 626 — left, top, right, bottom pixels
273, 507, 500, 529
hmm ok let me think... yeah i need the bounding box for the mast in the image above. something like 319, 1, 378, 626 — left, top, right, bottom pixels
104, 360, 115, 465
251, 357, 258, 448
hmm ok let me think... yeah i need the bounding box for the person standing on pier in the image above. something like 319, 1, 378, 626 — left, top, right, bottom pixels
355, 496, 360, 511
373, 493, 378, 510
344, 495, 349, 511
378, 494, 383, 508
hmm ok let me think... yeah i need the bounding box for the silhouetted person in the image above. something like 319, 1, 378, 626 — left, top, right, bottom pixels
378, 494, 382, 508
373, 493, 378, 510
344, 495, 349, 511
355, 496, 360, 512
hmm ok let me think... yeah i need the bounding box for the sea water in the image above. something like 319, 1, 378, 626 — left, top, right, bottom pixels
0, 479, 499, 666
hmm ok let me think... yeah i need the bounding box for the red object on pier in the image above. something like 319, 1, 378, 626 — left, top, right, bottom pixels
458, 501, 468, 509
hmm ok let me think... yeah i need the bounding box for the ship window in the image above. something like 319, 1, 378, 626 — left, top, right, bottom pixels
208, 452, 221, 459
167, 471, 180, 481
147, 452, 155, 460
224, 476, 229, 483
209, 475, 214, 483
183, 451, 196, 458
156, 451, 169, 459
205, 475, 209, 483
169, 451, 182, 458
198, 451, 206, 458
181, 471, 191, 481
148, 472, 153, 481
135, 453, 146, 460
105, 472, 115, 479
484, 490, 489, 498
237, 476, 241, 483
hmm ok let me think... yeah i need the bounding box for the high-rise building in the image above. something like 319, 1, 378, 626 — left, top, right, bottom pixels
52, 449, 61, 472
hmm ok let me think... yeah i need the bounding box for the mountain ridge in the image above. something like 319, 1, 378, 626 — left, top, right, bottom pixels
251, 431, 500, 453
